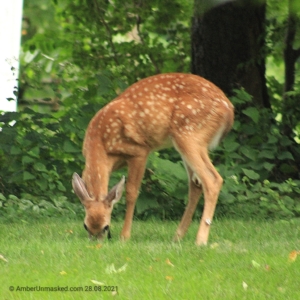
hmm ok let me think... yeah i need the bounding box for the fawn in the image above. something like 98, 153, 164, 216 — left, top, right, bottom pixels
72, 73, 234, 245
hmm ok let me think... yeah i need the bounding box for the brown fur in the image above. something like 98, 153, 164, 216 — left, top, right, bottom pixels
72, 73, 234, 245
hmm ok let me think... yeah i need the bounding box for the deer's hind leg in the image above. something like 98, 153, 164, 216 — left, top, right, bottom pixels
173, 161, 203, 242
173, 137, 223, 246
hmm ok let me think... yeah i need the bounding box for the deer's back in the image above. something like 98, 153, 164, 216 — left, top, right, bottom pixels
84, 73, 234, 157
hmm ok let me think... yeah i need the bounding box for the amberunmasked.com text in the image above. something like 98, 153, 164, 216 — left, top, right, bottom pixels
9, 285, 118, 292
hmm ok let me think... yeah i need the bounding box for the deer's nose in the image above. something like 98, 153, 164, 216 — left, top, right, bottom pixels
103, 225, 111, 239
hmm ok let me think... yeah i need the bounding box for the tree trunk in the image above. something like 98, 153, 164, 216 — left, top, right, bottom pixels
282, 2, 300, 137
281, 1, 300, 172
191, 0, 269, 108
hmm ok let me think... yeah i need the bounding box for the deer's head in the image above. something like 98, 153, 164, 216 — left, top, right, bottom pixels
72, 173, 125, 239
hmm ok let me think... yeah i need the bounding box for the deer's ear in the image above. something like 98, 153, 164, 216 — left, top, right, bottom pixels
72, 173, 92, 205
105, 176, 125, 205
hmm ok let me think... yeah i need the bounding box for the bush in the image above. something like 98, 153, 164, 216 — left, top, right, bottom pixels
1, 88, 300, 221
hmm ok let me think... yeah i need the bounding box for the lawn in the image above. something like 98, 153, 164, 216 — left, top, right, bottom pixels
1, 218, 300, 299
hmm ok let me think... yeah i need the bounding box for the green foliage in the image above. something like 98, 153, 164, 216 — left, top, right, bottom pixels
219, 89, 298, 181
133, 88, 300, 220
2, 86, 300, 221
0, 193, 82, 221
136, 153, 188, 220
215, 89, 300, 219
1, 0, 300, 221
219, 177, 300, 219
6, 0, 193, 221
20, 0, 192, 108
0, 102, 97, 206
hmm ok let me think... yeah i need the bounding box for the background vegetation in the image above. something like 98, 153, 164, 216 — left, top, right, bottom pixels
0, 0, 300, 222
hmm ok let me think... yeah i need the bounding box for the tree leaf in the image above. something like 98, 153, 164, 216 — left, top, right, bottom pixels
258, 150, 275, 159
242, 281, 248, 290
91, 280, 105, 285
22, 156, 35, 164
166, 258, 175, 267
34, 162, 48, 172
263, 162, 275, 171
11, 146, 22, 155
278, 151, 294, 160
251, 260, 261, 268
23, 171, 35, 181
242, 169, 260, 180
63, 140, 80, 153
36, 178, 48, 191
288, 250, 299, 262
240, 146, 257, 160
223, 140, 240, 152
242, 107, 260, 124
105, 263, 128, 274
28, 146, 40, 158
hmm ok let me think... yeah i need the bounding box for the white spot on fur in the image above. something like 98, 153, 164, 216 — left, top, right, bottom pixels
222, 100, 229, 109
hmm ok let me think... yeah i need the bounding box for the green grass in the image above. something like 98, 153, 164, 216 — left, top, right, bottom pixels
1, 219, 300, 299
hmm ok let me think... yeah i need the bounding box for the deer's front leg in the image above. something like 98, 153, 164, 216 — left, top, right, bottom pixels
121, 156, 147, 240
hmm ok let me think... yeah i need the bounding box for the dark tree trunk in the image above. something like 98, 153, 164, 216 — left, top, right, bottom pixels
281, 2, 300, 171
282, 3, 300, 137
283, 12, 300, 94
191, 0, 269, 108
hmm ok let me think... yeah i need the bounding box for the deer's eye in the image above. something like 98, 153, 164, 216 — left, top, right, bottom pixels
84, 223, 88, 231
